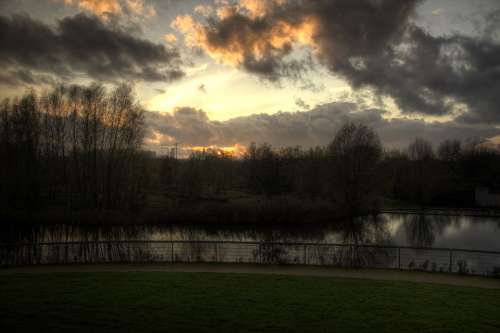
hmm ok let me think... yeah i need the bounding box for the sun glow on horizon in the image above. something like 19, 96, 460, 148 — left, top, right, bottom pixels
145, 62, 349, 121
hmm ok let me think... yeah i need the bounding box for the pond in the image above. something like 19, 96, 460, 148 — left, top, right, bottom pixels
3, 213, 500, 252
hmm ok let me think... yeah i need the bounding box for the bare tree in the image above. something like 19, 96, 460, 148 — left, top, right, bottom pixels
328, 123, 383, 216
438, 139, 461, 162
406, 138, 436, 205
408, 138, 434, 161
0, 83, 145, 211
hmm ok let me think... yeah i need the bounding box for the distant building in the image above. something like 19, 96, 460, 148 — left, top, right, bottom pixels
475, 187, 500, 207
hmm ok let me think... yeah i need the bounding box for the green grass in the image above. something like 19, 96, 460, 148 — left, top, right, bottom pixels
1, 272, 500, 332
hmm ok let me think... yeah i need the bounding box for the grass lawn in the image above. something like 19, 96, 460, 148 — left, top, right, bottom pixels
1, 272, 500, 332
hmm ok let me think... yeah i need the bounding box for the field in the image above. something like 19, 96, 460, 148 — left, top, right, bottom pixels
1, 271, 500, 332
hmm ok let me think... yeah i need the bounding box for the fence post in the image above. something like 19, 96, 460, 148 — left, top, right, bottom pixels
259, 243, 263, 264
171, 242, 174, 263
449, 249, 453, 273
304, 245, 307, 265
215, 243, 218, 262
398, 247, 401, 270
350, 244, 353, 267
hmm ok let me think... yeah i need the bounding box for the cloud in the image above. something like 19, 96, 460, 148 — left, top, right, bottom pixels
173, 0, 500, 124
55, 0, 122, 17
0, 13, 184, 86
144, 102, 500, 150
385, 26, 500, 124
164, 33, 177, 43
145, 107, 224, 147
483, 9, 500, 43
172, 0, 418, 81
125, 0, 156, 18
194, 4, 213, 17
295, 97, 309, 110
431, 8, 443, 16
0, 68, 56, 86
55, 0, 156, 19
171, 2, 315, 82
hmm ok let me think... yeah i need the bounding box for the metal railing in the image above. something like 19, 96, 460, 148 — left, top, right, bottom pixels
1, 241, 500, 277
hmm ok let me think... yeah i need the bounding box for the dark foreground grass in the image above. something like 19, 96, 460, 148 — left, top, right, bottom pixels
1, 272, 500, 333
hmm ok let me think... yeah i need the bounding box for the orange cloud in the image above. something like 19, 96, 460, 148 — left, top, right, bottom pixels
164, 33, 178, 43
194, 4, 213, 17
239, 0, 285, 18
58, 0, 122, 17
56, 0, 156, 19
126, 0, 156, 18
171, 0, 420, 85
172, 2, 319, 72
171, 15, 205, 48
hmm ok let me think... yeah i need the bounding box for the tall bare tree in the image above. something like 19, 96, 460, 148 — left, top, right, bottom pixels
328, 123, 383, 216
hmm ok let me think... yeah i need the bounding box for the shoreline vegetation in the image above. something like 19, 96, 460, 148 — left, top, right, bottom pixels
2, 83, 500, 226
3, 197, 500, 227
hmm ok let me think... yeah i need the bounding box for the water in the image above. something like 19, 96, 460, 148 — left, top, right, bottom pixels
3, 213, 500, 252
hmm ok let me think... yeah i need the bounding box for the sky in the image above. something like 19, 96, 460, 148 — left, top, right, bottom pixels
1, 0, 500, 152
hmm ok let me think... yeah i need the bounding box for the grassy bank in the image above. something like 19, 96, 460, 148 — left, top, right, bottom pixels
1, 272, 499, 332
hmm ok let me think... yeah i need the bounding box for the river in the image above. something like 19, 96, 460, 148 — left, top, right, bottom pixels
3, 213, 500, 252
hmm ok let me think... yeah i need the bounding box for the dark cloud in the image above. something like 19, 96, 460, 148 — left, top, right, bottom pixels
340, 25, 500, 124
181, 0, 500, 123
295, 98, 309, 110
178, 0, 418, 82
144, 102, 500, 150
0, 68, 56, 86
0, 13, 184, 86
145, 107, 225, 146
483, 9, 500, 41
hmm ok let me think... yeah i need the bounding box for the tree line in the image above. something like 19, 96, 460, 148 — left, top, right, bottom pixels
162, 126, 500, 213
0, 84, 146, 211
1, 84, 500, 221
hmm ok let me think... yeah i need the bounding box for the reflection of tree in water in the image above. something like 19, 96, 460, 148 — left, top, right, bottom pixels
404, 214, 452, 247
4, 214, 456, 248
1, 223, 159, 265
337, 215, 391, 245
324, 216, 394, 267
161, 218, 395, 265
1, 223, 152, 243
171, 222, 333, 243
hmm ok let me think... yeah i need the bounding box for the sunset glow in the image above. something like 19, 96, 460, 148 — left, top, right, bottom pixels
1, 0, 499, 150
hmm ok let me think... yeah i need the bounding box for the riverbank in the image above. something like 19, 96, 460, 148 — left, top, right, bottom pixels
1, 269, 500, 332
4, 207, 500, 227
0, 194, 367, 225
4, 193, 500, 226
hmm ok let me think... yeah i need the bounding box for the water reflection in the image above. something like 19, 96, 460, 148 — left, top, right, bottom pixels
347, 215, 393, 245
393, 214, 500, 250
403, 214, 452, 247
1, 213, 500, 251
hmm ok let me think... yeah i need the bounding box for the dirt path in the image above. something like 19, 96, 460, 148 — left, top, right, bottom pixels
2, 263, 500, 289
